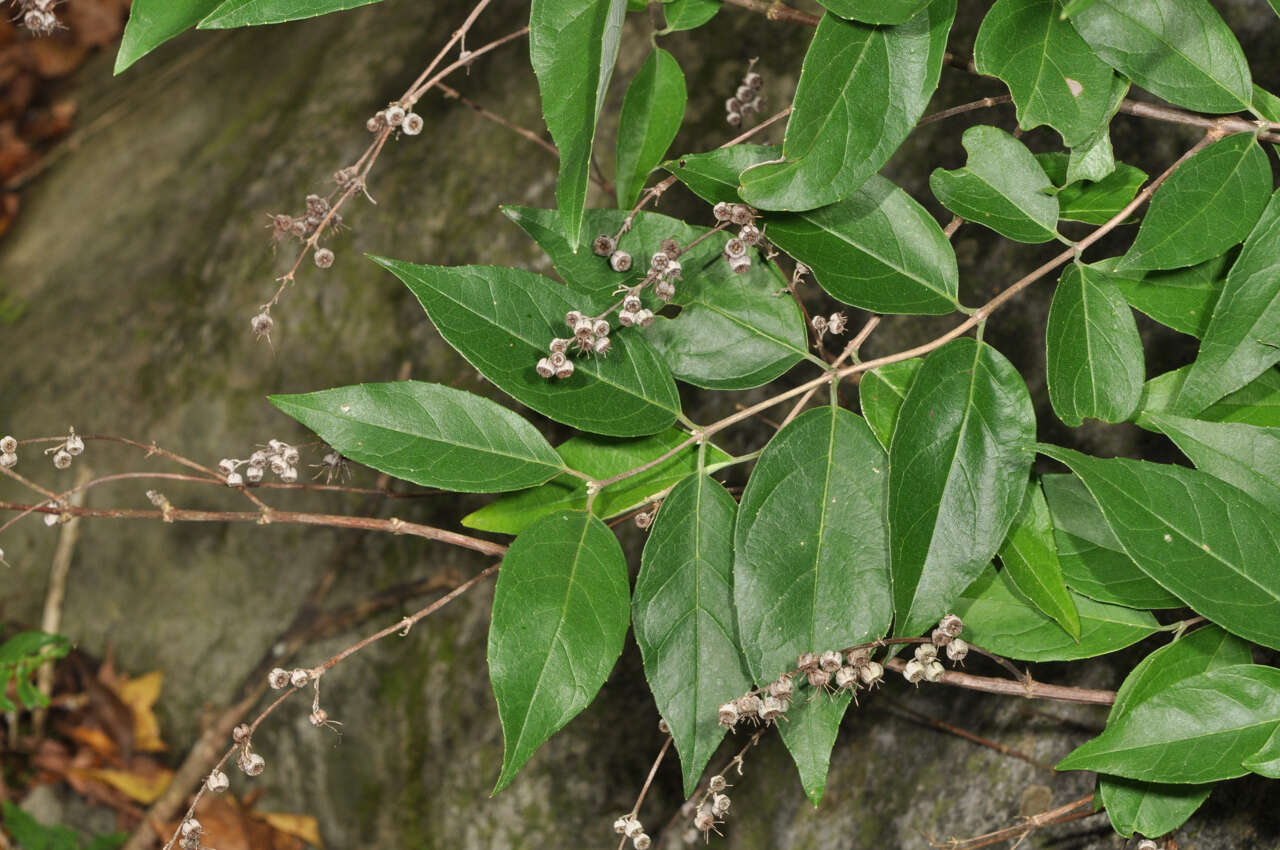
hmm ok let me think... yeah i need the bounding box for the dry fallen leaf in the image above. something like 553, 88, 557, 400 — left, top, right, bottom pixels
72, 763, 173, 805
110, 669, 167, 752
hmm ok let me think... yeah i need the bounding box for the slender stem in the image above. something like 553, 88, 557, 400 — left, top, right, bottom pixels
918, 95, 1012, 126
927, 794, 1098, 850
779, 316, 880, 429
882, 657, 1114, 705
719, 0, 821, 26
616, 736, 673, 850
882, 698, 1053, 771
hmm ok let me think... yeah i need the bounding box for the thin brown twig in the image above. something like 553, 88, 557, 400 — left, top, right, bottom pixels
778, 315, 880, 430
719, 0, 821, 26
919, 94, 1013, 126
882, 657, 1114, 706
616, 736, 673, 850
927, 794, 1098, 850
882, 698, 1053, 771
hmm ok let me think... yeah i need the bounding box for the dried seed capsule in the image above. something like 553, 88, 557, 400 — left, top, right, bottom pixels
633, 834, 651, 850
180, 819, 202, 838
556, 360, 575, 379
693, 808, 716, 833
623, 294, 643, 313
914, 643, 938, 663
314, 248, 335, 269
233, 723, 252, 743
797, 652, 819, 672
1135, 841, 1159, 850
834, 666, 858, 691
930, 627, 951, 647
819, 650, 842, 673
65, 435, 84, 456
740, 98, 758, 117
549, 337, 571, 354
728, 253, 752, 274
736, 84, 754, 102
282, 446, 300, 466
593, 336, 611, 356
657, 718, 670, 734
723, 238, 747, 259
737, 694, 763, 722
270, 456, 288, 477
738, 223, 761, 245
664, 259, 682, 279
768, 673, 794, 701
249, 450, 268, 468
385, 105, 406, 127
810, 315, 828, 335
565, 310, 582, 327
939, 613, 964, 637
239, 751, 266, 776
717, 701, 739, 729
846, 648, 871, 668
828, 312, 848, 334
574, 316, 595, 339
309, 709, 329, 727
744, 71, 764, 89
924, 660, 946, 682
725, 97, 742, 114
749, 95, 766, 113
225, 471, 244, 487
729, 204, 754, 226
290, 668, 311, 688
712, 202, 732, 222
634, 511, 652, 530
0, 436, 16, 454
305, 194, 328, 215
726, 111, 742, 127
903, 659, 926, 684
402, 112, 424, 135
206, 769, 230, 793
593, 319, 610, 337
759, 695, 787, 722
650, 251, 670, 272
625, 819, 645, 839
245, 465, 264, 483
549, 351, 568, 369
53, 449, 72, 469
807, 668, 831, 689
268, 668, 290, 689
251, 312, 274, 338
660, 238, 681, 256
614, 817, 633, 835
946, 638, 969, 662
712, 793, 731, 816
610, 250, 633, 272
0, 453, 16, 469
366, 114, 383, 132
279, 465, 298, 483
708, 774, 728, 793
634, 309, 655, 327
593, 235, 616, 256
618, 310, 636, 327
654, 280, 675, 301
535, 358, 555, 378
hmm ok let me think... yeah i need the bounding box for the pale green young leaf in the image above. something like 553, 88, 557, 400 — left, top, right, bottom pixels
616, 49, 687, 209
1093, 253, 1229, 339
199, 0, 380, 28
735, 406, 890, 803
889, 339, 1036, 638
530, 0, 627, 250
489, 511, 630, 792
738, 2, 954, 211
974, 0, 1116, 147
1039, 445, 1280, 650
765, 176, 961, 315
269, 382, 563, 493
663, 145, 778, 206
929, 125, 1059, 243
634, 475, 752, 797
814, 0, 929, 24
951, 569, 1158, 661
1116, 133, 1270, 273
1144, 413, 1280, 515
1034, 152, 1147, 225
462, 428, 730, 534
1069, 0, 1252, 114
661, 0, 719, 31
1058, 665, 1280, 782
1244, 726, 1280, 778
998, 478, 1081, 640
115, 0, 222, 73
858, 358, 923, 450
372, 257, 680, 437
1172, 188, 1280, 415
1046, 263, 1144, 426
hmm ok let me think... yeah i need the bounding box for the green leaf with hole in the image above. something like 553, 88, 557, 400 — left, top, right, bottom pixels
661, 0, 719, 31
765, 176, 960, 315
1035, 152, 1147, 225
1172, 188, 1280, 415
1059, 664, 1280, 782
663, 145, 778, 206
1046, 263, 1144, 426
1144, 413, 1280, 515
489, 510, 630, 792
735, 406, 890, 803
738, 1, 954, 211
975, 0, 1116, 147
951, 568, 1158, 661
530, 0, 627, 251
373, 257, 680, 438
1069, 0, 1252, 114
635, 474, 752, 797
859, 358, 923, 450
269, 382, 564, 493
616, 48, 687, 209
1116, 133, 1270, 273
1041, 474, 1183, 609
115, 0, 222, 73
1039, 445, 1280, 650
998, 478, 1081, 640
889, 338, 1036, 638
1098, 625, 1253, 837
929, 125, 1059, 243
1094, 253, 1229, 339
815, 0, 930, 24
463, 428, 730, 534
198, 0, 380, 28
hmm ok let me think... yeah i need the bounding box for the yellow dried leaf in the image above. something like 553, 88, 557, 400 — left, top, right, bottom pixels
113, 670, 166, 752
259, 812, 322, 847
75, 766, 173, 804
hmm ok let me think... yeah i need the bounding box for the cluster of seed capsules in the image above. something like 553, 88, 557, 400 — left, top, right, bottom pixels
0, 429, 84, 471
367, 102, 425, 136
218, 440, 303, 485
725, 69, 766, 127
613, 814, 654, 850
268, 193, 342, 262
712, 202, 762, 274
536, 311, 615, 378
810, 312, 849, 337
15, 0, 59, 35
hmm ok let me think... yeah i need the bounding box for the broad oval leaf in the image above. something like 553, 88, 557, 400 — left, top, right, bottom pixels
1145, 413, 1280, 516
929, 125, 1059, 243
115, 0, 222, 73
1096, 253, 1229, 339
616, 48, 687, 208
634, 475, 752, 797
1115, 133, 1270, 273
489, 510, 630, 792
1172, 188, 1280, 415
269, 382, 564, 493
765, 175, 961, 315
738, 2, 954, 211
951, 568, 1159, 661
1098, 625, 1253, 837
1035, 152, 1147, 225
663, 145, 778, 206
462, 428, 731, 534
998, 478, 1081, 640
530, 0, 627, 250
815, 0, 929, 24
1139, 366, 1280, 429
1046, 263, 1144, 426
661, 0, 719, 31
858, 358, 923, 450
1039, 445, 1280, 650
1058, 664, 1280, 783
372, 257, 681, 437
198, 0, 380, 28
889, 338, 1036, 638
974, 0, 1116, 147
1069, 0, 1252, 114
734, 406, 890, 802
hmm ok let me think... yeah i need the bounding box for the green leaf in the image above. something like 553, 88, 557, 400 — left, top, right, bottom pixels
889, 338, 1036, 638
1058, 664, 1280, 782
974, 0, 1116, 147
268, 382, 564, 493
765, 175, 961, 315
373, 257, 680, 438
634, 475, 752, 797
998, 478, 1081, 640
1139, 366, 1280, 428
0, 631, 71, 712
1063, 74, 1128, 185
463, 428, 730, 534
663, 145, 778, 207
1059, 0, 1100, 15
1097, 253, 1229, 339
616, 49, 687, 209
777, 692, 853, 806
734, 406, 890, 802
661, 0, 719, 31
1, 801, 125, 850
1045, 263, 1144, 426
951, 568, 1159, 661
1172, 188, 1280, 415
814, 0, 930, 24
503, 206, 811, 389
1069, 0, 1252, 114
1115, 133, 1270, 273
1038, 445, 1280, 650
1144, 413, 1280, 515
1035, 152, 1147, 225
1244, 726, 1280, 778
489, 510, 630, 792
198, 0, 380, 28
929, 125, 1059, 243
737, 2, 954, 211
115, 0, 222, 73
858, 358, 923, 450
1098, 625, 1253, 837
530, 0, 627, 250
1253, 85, 1280, 123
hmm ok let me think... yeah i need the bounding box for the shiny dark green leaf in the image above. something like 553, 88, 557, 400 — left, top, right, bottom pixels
1035, 152, 1147, 225
998, 478, 1081, 639
661, 0, 719, 31
616, 48, 687, 208
1244, 726, 1280, 778
199, 0, 379, 27
115, 0, 221, 73
1144, 413, 1280, 515
1095, 254, 1229, 339
663, 145, 778, 206
858, 358, 923, 450
814, 0, 929, 24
